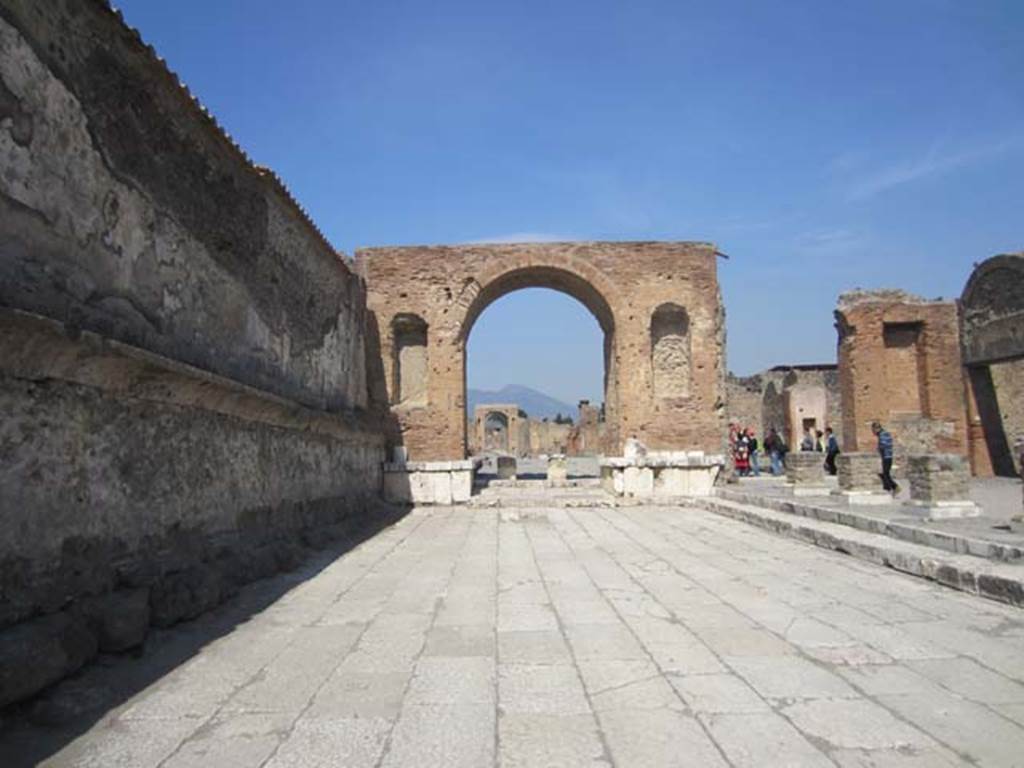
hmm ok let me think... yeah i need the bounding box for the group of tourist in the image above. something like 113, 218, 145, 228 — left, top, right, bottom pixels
728, 424, 761, 476
730, 423, 842, 478
729, 424, 794, 477
730, 420, 900, 495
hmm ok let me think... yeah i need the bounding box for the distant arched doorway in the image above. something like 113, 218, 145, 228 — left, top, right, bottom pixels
483, 411, 510, 452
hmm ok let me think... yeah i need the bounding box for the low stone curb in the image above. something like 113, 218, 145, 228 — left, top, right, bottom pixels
697, 496, 1024, 608
719, 488, 1024, 563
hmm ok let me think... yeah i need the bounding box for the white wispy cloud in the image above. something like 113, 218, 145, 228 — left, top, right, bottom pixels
793, 227, 866, 257
843, 135, 1022, 201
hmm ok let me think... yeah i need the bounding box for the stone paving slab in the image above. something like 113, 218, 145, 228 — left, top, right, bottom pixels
3, 502, 1024, 767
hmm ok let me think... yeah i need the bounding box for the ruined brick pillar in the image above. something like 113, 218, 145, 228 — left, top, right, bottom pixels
835, 291, 967, 459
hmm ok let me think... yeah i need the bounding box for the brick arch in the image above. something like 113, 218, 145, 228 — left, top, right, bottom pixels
455, 258, 621, 343
356, 241, 725, 461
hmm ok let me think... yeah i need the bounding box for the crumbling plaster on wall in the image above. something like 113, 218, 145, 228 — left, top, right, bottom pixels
0, 6, 367, 413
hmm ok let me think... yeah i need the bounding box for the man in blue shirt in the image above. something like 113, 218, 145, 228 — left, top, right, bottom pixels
824, 427, 840, 475
871, 421, 899, 495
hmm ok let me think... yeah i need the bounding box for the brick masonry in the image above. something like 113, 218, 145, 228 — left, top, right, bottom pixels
357, 242, 727, 461
835, 291, 968, 460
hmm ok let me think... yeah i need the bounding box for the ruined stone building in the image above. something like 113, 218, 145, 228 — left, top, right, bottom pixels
468, 399, 606, 457
469, 404, 531, 456
726, 365, 842, 449
727, 257, 1023, 479
834, 264, 1024, 479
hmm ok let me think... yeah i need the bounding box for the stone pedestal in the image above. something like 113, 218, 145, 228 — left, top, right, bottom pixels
383, 459, 478, 505
832, 452, 892, 505
902, 454, 980, 519
600, 452, 723, 498
495, 456, 517, 480
547, 455, 568, 483
785, 452, 829, 496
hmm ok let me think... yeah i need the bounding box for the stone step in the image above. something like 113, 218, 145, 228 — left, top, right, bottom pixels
468, 486, 617, 508
718, 488, 1024, 563
696, 496, 1024, 608
473, 477, 602, 490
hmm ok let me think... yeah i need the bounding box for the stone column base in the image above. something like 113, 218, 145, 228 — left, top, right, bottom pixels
383, 459, 479, 505
832, 489, 893, 506
547, 455, 568, 482
902, 500, 981, 520
495, 456, 517, 480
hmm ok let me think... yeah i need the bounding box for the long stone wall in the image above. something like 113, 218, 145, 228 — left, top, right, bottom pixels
0, 0, 385, 707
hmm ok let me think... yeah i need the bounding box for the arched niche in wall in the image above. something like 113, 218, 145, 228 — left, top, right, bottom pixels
651, 303, 692, 399
392, 313, 428, 407
483, 411, 510, 452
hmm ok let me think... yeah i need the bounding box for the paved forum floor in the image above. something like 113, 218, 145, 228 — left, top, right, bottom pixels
6, 505, 1024, 767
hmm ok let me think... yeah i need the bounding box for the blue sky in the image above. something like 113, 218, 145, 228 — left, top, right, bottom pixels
118, 0, 1023, 405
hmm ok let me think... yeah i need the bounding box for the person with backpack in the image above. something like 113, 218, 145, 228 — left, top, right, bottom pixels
824, 426, 840, 475
733, 432, 750, 477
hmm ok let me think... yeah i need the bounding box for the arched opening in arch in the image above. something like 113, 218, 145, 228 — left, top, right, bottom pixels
462, 267, 617, 461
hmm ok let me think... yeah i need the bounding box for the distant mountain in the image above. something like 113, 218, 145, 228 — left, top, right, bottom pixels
467, 385, 577, 421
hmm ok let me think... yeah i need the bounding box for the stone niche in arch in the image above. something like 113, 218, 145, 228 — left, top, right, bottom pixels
651, 303, 692, 399
391, 313, 428, 407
